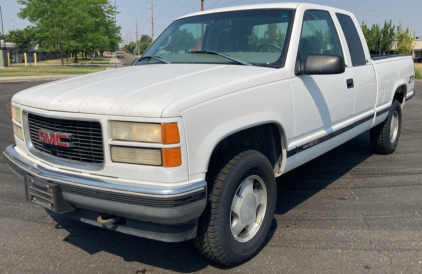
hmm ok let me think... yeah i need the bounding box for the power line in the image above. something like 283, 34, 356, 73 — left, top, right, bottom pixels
164, 0, 190, 19
155, 1, 178, 18
206, 0, 223, 9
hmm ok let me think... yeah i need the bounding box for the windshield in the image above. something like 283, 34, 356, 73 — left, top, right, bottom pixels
139, 9, 295, 68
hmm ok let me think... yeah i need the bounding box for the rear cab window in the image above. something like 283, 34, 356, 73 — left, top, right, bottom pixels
336, 13, 366, 67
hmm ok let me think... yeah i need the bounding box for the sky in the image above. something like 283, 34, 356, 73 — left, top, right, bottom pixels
1, 0, 421, 45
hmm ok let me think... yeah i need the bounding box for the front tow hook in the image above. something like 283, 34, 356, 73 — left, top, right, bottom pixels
97, 214, 120, 225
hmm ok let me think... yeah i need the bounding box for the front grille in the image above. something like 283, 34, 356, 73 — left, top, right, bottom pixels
28, 113, 104, 164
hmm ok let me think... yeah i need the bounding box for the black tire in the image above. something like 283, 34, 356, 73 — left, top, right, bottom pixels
370, 99, 402, 154
194, 149, 277, 266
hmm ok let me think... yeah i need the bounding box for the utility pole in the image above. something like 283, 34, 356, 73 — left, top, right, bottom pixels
135, 18, 139, 55
0, 6, 5, 49
201, 0, 204, 11
151, 0, 154, 41
114, 0, 117, 69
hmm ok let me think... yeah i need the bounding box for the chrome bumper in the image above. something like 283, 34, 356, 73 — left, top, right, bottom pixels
3, 145, 207, 225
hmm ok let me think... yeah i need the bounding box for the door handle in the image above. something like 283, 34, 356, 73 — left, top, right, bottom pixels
347, 79, 354, 89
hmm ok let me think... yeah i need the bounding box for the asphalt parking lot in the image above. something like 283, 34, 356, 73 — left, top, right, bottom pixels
0, 80, 421, 274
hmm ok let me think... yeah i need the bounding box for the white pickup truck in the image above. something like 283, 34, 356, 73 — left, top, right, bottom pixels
4, 3, 415, 266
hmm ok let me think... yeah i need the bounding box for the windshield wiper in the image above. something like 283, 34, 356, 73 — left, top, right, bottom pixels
138, 55, 171, 64
188, 50, 252, 66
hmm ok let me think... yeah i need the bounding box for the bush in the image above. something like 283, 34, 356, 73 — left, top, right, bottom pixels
416, 67, 422, 80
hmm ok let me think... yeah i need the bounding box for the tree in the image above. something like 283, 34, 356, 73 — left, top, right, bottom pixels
361, 22, 380, 53
139, 34, 152, 54
4, 26, 36, 51
361, 20, 395, 55
122, 42, 136, 54
18, 0, 74, 65
17, 0, 121, 65
379, 20, 395, 55
395, 25, 415, 54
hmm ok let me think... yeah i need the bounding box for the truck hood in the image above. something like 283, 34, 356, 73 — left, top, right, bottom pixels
12, 64, 272, 117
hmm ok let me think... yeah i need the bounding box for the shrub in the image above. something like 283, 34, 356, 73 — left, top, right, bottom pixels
416, 67, 422, 80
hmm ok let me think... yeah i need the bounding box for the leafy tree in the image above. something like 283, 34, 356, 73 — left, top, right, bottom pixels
4, 26, 36, 51
379, 20, 395, 54
361, 21, 395, 54
395, 25, 415, 54
18, 0, 71, 65
18, 0, 121, 65
139, 34, 152, 54
122, 42, 136, 54
361, 22, 378, 53
140, 34, 152, 44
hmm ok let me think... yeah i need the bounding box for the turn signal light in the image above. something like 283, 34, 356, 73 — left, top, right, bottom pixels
162, 147, 182, 167
161, 123, 180, 144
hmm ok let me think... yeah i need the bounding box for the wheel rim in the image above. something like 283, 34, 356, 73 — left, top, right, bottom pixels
390, 110, 399, 143
230, 175, 267, 243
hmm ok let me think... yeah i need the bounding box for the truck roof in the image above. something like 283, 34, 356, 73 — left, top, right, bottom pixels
178, 3, 348, 20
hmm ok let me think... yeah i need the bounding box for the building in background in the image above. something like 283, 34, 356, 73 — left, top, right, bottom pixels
391, 37, 422, 58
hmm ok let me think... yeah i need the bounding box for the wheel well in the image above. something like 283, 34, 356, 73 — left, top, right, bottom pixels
394, 85, 407, 105
209, 124, 284, 174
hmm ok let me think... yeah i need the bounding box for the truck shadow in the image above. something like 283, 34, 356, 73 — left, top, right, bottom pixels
47, 132, 373, 272
275, 132, 373, 215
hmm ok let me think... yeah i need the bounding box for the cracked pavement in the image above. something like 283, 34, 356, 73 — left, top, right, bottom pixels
0, 81, 421, 274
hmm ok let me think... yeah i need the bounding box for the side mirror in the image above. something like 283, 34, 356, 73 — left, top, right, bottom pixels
296, 54, 345, 75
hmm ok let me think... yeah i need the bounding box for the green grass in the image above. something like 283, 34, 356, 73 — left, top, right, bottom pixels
0, 65, 106, 77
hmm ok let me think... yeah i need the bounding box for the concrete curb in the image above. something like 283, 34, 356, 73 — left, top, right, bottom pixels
0, 75, 83, 83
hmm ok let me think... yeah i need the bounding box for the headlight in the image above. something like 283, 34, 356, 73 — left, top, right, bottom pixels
11, 106, 21, 123
110, 121, 162, 143
13, 124, 24, 141
110, 121, 180, 144
111, 146, 162, 166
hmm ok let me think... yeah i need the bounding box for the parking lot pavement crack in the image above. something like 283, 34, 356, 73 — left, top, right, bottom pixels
348, 182, 393, 274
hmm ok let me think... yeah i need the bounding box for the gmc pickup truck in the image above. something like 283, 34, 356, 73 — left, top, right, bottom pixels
4, 3, 415, 266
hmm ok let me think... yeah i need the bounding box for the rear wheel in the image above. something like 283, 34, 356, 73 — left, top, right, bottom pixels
194, 149, 277, 266
370, 99, 402, 154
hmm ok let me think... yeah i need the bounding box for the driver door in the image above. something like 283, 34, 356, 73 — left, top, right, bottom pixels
290, 10, 354, 155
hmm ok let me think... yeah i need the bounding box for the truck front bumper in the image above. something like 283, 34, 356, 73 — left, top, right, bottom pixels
3, 145, 207, 242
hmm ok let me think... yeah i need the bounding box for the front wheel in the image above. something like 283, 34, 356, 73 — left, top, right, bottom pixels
370, 99, 402, 154
194, 149, 277, 266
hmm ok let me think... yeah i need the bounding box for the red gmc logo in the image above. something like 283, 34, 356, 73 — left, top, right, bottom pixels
37, 130, 73, 147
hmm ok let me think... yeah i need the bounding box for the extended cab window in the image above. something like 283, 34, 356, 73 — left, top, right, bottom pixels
298, 10, 344, 61
140, 9, 295, 68
336, 13, 366, 66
